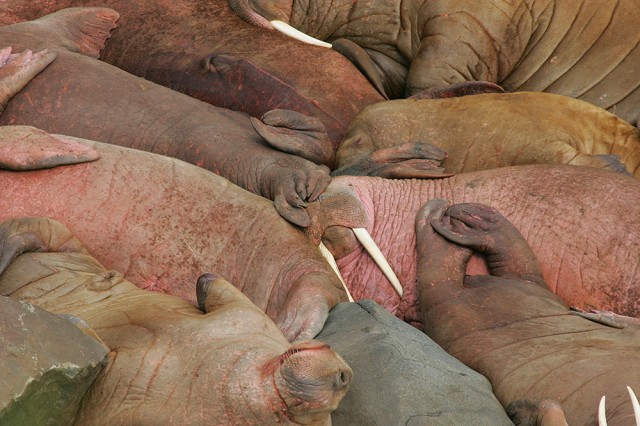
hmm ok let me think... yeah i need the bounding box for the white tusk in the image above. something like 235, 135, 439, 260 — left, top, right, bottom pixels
599, 395, 607, 426
352, 227, 403, 298
319, 242, 354, 302
270, 20, 332, 48
628, 386, 640, 425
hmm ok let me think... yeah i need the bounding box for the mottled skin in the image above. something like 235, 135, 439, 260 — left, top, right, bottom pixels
0, 218, 351, 425
0, 8, 334, 227
230, 0, 640, 125
0, 125, 348, 342
303, 167, 640, 328
414, 199, 640, 425
0, 0, 384, 149
335, 92, 640, 178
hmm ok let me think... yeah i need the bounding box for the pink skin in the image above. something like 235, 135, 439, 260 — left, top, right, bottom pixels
0, 218, 352, 424
0, 0, 384, 150
307, 167, 640, 328
412, 200, 639, 425
0, 8, 335, 227
0, 125, 347, 342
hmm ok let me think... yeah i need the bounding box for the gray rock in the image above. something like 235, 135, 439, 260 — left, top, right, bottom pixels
0, 297, 109, 425
317, 300, 513, 425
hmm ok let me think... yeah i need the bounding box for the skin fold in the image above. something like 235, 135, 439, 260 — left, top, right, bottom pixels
230, 0, 640, 125
0, 8, 335, 227
0, 0, 384, 149
335, 92, 640, 178
413, 199, 640, 425
303, 167, 640, 328
0, 218, 352, 425
0, 124, 349, 342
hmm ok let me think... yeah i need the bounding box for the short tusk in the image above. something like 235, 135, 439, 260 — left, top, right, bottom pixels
270, 20, 332, 48
319, 242, 354, 302
599, 395, 607, 426
628, 386, 640, 425
352, 227, 403, 298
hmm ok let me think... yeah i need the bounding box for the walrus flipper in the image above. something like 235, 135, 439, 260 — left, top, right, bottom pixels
0, 126, 100, 171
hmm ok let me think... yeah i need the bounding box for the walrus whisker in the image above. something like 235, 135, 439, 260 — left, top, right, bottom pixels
270, 20, 332, 48
352, 227, 403, 298
318, 242, 354, 302
628, 386, 640, 425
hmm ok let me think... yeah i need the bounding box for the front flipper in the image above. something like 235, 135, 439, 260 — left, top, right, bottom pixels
251, 109, 335, 166
0, 47, 57, 113
332, 38, 390, 99
332, 141, 451, 179
430, 203, 545, 285
276, 272, 346, 342
0, 126, 100, 170
263, 161, 332, 227
415, 199, 472, 311
0, 218, 86, 291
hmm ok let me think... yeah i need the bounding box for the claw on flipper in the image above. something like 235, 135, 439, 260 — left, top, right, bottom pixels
352, 227, 403, 298
318, 242, 354, 302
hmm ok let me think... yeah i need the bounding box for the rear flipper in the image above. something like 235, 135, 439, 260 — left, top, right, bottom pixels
332, 141, 452, 179
0, 47, 56, 112
430, 203, 546, 286
0, 126, 100, 170
28, 7, 119, 58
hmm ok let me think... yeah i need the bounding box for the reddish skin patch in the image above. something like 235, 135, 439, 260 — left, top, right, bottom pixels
0, 0, 383, 147
325, 166, 640, 326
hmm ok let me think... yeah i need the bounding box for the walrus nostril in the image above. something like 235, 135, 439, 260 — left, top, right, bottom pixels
334, 368, 351, 390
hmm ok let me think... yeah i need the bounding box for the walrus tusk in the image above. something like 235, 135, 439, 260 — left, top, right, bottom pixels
319, 242, 354, 302
629, 386, 640, 425
598, 388, 640, 426
352, 227, 403, 298
270, 20, 332, 48
599, 395, 607, 426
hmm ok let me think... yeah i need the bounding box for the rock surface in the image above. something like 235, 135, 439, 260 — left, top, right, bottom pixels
0, 296, 109, 425
317, 300, 512, 425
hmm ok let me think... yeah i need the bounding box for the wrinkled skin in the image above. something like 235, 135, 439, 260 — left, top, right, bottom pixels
0, 218, 352, 425
335, 92, 640, 178
0, 0, 383, 149
0, 8, 334, 227
230, 0, 640, 125
0, 124, 349, 342
414, 199, 640, 425
302, 167, 640, 328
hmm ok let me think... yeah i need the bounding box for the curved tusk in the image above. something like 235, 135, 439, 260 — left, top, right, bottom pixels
270, 20, 332, 48
319, 242, 354, 302
599, 395, 607, 426
628, 386, 640, 425
352, 227, 403, 298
